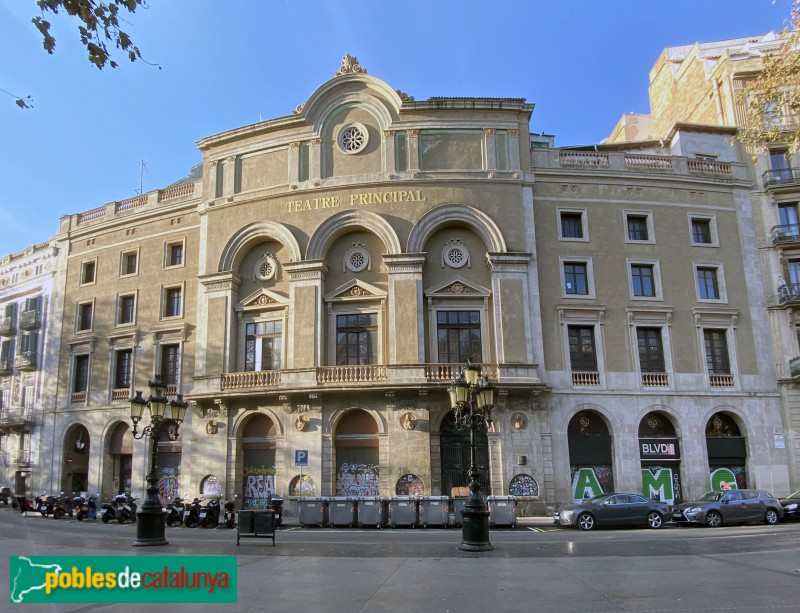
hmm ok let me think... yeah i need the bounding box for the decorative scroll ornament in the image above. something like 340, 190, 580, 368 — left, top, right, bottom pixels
336, 54, 367, 76
442, 281, 476, 294
291, 104, 304, 115
254, 252, 279, 282
344, 243, 370, 273
396, 89, 415, 102
442, 238, 470, 270
339, 285, 375, 298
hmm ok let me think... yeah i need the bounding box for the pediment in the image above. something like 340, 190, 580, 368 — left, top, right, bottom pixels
237, 288, 289, 311
425, 276, 491, 298
325, 279, 386, 302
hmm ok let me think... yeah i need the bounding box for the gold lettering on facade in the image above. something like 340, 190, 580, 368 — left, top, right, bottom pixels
287, 190, 425, 214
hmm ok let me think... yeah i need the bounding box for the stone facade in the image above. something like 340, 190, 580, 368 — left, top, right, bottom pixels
2, 54, 793, 516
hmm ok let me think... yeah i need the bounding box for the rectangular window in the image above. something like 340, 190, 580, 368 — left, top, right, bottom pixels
691, 218, 712, 244
564, 262, 589, 295
25, 297, 40, 313
81, 260, 96, 285
395, 131, 408, 172
22, 385, 34, 409
163, 287, 182, 318
118, 294, 135, 325
697, 267, 720, 300
336, 313, 378, 365
19, 331, 37, 354
568, 325, 597, 372
770, 149, 789, 172
77, 302, 93, 331
0, 339, 14, 371
496, 130, 509, 171
245, 321, 283, 371
215, 159, 225, 198
637, 328, 665, 373
627, 215, 649, 241
436, 310, 482, 364
560, 212, 583, 239
298, 142, 310, 182
704, 329, 730, 374
167, 243, 183, 267
73, 355, 90, 393
114, 349, 133, 389
160, 344, 180, 385
121, 251, 138, 276
631, 264, 656, 297
778, 203, 799, 237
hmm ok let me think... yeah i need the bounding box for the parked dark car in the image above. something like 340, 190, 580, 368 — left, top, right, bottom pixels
672, 489, 783, 527
778, 490, 800, 521
553, 493, 671, 531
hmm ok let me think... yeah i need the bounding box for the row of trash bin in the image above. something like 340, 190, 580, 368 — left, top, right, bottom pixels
297, 496, 517, 529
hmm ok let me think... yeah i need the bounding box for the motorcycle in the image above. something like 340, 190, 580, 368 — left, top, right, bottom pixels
76, 494, 98, 521
52, 492, 74, 519
37, 493, 55, 517
16, 495, 35, 515
200, 498, 220, 528
114, 493, 137, 524
0, 487, 11, 506
223, 495, 238, 528
165, 496, 186, 527
183, 498, 202, 528
101, 498, 116, 523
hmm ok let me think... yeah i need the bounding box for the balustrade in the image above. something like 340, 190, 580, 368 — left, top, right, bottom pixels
572, 371, 600, 386
221, 370, 281, 390
709, 373, 734, 388
641, 372, 669, 387
559, 151, 610, 166
317, 365, 387, 383
625, 154, 672, 170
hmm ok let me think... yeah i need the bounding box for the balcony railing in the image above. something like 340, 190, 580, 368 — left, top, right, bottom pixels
0, 358, 12, 376
777, 283, 800, 305
572, 371, 600, 386
0, 407, 41, 427
71, 391, 87, 405
0, 316, 15, 336
18, 309, 41, 330
771, 223, 800, 245
111, 388, 131, 402
16, 351, 37, 370
709, 373, 734, 388
763, 167, 800, 189
221, 370, 281, 390
317, 365, 387, 384
7, 449, 31, 466
641, 372, 669, 387
424, 363, 499, 381
789, 356, 800, 378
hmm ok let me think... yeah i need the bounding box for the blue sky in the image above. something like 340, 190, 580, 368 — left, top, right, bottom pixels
0, 0, 791, 256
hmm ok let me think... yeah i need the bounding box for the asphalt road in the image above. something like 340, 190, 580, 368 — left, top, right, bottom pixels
2, 506, 799, 612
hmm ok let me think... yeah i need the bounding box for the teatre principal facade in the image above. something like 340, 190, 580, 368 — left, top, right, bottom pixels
9, 55, 789, 514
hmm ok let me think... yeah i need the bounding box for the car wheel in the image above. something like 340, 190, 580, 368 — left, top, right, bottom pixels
705, 511, 722, 527
764, 509, 779, 525
577, 512, 595, 531
646, 511, 663, 529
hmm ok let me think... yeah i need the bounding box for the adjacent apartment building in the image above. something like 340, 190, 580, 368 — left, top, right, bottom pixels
3, 53, 790, 514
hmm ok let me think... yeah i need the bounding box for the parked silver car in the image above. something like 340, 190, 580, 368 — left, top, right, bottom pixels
553, 493, 671, 530
672, 489, 783, 527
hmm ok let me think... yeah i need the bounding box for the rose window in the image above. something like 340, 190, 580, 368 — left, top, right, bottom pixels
344, 243, 370, 273
254, 253, 278, 281
337, 123, 369, 154
442, 239, 470, 269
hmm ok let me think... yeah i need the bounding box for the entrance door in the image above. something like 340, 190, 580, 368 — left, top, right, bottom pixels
440, 411, 489, 497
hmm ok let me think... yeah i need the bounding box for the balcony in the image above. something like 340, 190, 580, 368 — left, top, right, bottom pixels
789, 356, 800, 378
0, 407, 41, 428
15, 351, 37, 371
18, 309, 41, 331
0, 316, 15, 336
317, 365, 387, 384
777, 282, 800, 306
641, 372, 669, 387
763, 167, 800, 190
771, 223, 800, 246
572, 371, 600, 386
709, 373, 734, 388
4, 449, 31, 466
111, 388, 131, 402
0, 358, 12, 376
222, 370, 281, 390
71, 391, 87, 405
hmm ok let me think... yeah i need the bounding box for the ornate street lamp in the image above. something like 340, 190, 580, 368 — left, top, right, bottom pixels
448, 358, 495, 552
129, 379, 188, 547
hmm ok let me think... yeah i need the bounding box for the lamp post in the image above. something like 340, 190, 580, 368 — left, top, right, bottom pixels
129, 379, 188, 547
448, 358, 495, 552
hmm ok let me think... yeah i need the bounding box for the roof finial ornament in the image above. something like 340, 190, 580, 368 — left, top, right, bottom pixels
336, 54, 367, 76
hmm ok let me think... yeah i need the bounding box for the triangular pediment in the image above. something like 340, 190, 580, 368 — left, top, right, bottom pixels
237, 288, 289, 311
425, 276, 491, 298
325, 279, 386, 302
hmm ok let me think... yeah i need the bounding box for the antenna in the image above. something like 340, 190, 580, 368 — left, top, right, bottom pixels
136, 160, 148, 195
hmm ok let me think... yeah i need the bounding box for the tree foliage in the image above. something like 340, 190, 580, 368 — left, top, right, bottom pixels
32, 0, 154, 70
739, 1, 800, 151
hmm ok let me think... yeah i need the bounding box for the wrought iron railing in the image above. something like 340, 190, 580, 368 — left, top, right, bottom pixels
771, 223, 800, 244
763, 167, 800, 189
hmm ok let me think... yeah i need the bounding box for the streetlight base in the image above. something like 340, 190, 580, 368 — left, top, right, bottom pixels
458, 508, 493, 552
131, 508, 169, 547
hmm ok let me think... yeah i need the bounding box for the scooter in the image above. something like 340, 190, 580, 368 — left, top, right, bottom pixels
76, 494, 98, 521
183, 498, 202, 528
114, 493, 137, 524
16, 495, 35, 515
37, 493, 55, 517
101, 499, 116, 523
223, 495, 238, 528
200, 498, 220, 528
165, 496, 185, 527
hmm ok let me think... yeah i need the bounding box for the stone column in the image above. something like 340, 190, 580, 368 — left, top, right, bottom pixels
384, 130, 397, 173
508, 129, 521, 171
284, 261, 328, 368
407, 130, 420, 173
288, 142, 300, 183
383, 254, 426, 364
310, 138, 323, 181
484, 128, 497, 172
